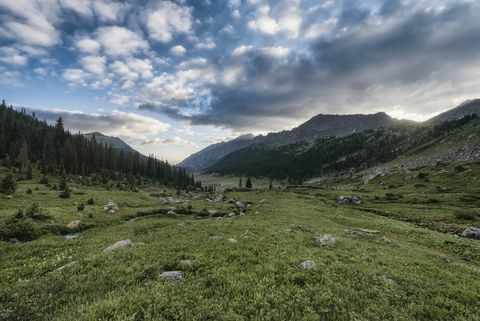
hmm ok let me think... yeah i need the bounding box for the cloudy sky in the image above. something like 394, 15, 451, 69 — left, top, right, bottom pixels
0, 0, 479, 162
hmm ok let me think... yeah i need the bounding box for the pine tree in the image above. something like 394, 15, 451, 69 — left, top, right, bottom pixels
246, 177, 252, 189
1, 174, 17, 195
269, 180, 273, 190
239, 177, 242, 188
16, 140, 30, 176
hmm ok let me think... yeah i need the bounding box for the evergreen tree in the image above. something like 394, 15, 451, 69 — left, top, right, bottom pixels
269, 180, 273, 190
16, 140, 30, 176
1, 174, 17, 194
239, 177, 242, 188
246, 177, 252, 189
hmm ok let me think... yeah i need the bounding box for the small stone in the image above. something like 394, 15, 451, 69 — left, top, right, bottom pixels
292, 224, 311, 232
228, 238, 238, 243
160, 271, 183, 281
315, 234, 336, 246
167, 210, 177, 215
180, 260, 192, 266
338, 195, 362, 205
227, 212, 236, 217
259, 198, 268, 204
54, 261, 76, 272
207, 209, 218, 216
64, 233, 79, 240
103, 201, 119, 214
299, 260, 316, 270
66, 220, 81, 230
8, 238, 21, 244
103, 239, 132, 252
210, 235, 222, 241
462, 226, 480, 240
235, 201, 246, 208
381, 236, 391, 243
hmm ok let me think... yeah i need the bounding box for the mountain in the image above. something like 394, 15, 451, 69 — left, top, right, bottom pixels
177, 134, 255, 172
428, 99, 480, 122
207, 114, 479, 181
84, 132, 143, 156
179, 112, 407, 172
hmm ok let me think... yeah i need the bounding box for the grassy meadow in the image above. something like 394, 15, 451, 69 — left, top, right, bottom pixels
1, 164, 480, 321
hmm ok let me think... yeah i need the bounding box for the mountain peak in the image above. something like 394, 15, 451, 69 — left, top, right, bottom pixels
429, 99, 480, 122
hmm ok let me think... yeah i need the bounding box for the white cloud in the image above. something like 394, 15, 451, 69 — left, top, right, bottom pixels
179, 57, 207, 68
195, 37, 216, 50
232, 45, 253, 56
109, 58, 154, 81
108, 93, 130, 105
62, 68, 90, 86
142, 136, 196, 147
80, 56, 106, 76
304, 18, 338, 40
96, 26, 149, 57
0, 48, 28, 66
75, 37, 101, 54
248, 15, 279, 35
146, 1, 193, 43
34, 108, 170, 143
59, 0, 93, 17
261, 46, 290, 58
92, 0, 124, 21
170, 45, 187, 56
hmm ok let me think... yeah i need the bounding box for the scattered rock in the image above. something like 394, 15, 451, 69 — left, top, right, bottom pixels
292, 224, 311, 232
207, 209, 218, 216
66, 220, 81, 230
235, 201, 246, 208
462, 227, 480, 240
209, 235, 222, 241
227, 212, 236, 217
299, 260, 316, 270
167, 210, 177, 215
338, 195, 362, 205
8, 238, 21, 244
315, 234, 336, 246
103, 239, 132, 252
344, 228, 379, 237
214, 194, 225, 202
54, 261, 76, 272
64, 233, 79, 240
381, 235, 391, 243
180, 260, 191, 266
228, 238, 238, 243
259, 198, 269, 204
158, 196, 186, 205
4, 195, 13, 199
239, 212, 245, 216
103, 201, 119, 214
160, 271, 183, 281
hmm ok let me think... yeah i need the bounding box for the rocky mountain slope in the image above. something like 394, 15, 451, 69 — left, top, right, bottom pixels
84, 132, 143, 156
177, 134, 255, 172
179, 112, 408, 172
428, 99, 480, 122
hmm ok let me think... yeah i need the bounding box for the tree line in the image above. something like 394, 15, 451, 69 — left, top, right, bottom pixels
0, 100, 200, 189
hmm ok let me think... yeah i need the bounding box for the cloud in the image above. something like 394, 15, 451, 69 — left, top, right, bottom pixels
79, 56, 106, 76
261, 46, 290, 58
32, 108, 170, 143
96, 26, 149, 57
141, 136, 196, 147
0, 48, 28, 66
145, 1, 193, 43
62, 68, 90, 86
170, 45, 187, 56
74, 37, 101, 54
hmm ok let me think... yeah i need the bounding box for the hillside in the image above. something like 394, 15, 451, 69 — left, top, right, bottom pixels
84, 132, 141, 156
429, 99, 480, 122
179, 112, 407, 172
207, 115, 479, 181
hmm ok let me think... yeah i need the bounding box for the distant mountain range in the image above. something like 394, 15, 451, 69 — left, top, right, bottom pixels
84, 132, 145, 158
178, 100, 480, 172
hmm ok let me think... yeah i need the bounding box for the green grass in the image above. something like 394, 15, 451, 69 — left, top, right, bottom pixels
1, 168, 480, 320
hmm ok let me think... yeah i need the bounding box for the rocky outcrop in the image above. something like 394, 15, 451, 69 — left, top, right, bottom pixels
462, 227, 480, 240
103, 239, 132, 252
338, 196, 361, 205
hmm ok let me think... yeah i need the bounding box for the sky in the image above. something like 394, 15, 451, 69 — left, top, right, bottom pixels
0, 0, 479, 163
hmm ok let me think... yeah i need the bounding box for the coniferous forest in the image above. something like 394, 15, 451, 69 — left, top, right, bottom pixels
0, 100, 198, 189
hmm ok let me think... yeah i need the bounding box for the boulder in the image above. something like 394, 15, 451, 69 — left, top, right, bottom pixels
167, 210, 177, 215
259, 198, 268, 204
103, 239, 132, 252
64, 233, 79, 240
180, 260, 192, 266
315, 234, 336, 246
235, 201, 246, 208
207, 209, 219, 216
462, 227, 480, 240
66, 220, 81, 230
209, 235, 222, 241
214, 194, 225, 202
160, 271, 183, 281
103, 201, 119, 214
8, 238, 21, 244
228, 238, 238, 243
338, 195, 362, 205
227, 212, 236, 217
299, 260, 316, 270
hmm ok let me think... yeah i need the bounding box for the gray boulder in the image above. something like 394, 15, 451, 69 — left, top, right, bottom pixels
462, 227, 480, 240
338, 195, 362, 205
103, 201, 119, 214
160, 271, 183, 281
103, 239, 132, 252
299, 260, 316, 270
315, 234, 336, 246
